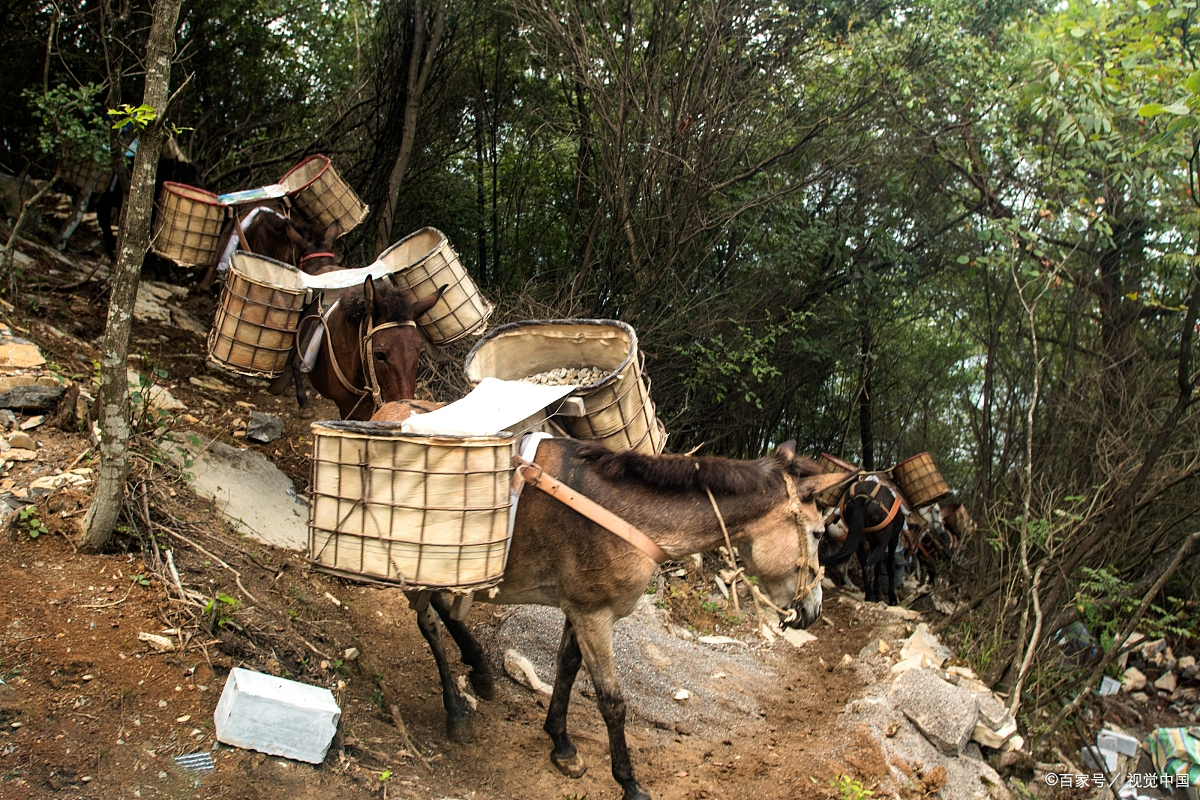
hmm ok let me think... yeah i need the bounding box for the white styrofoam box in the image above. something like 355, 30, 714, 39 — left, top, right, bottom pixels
1098, 676, 1122, 696
1081, 745, 1118, 773
1097, 728, 1141, 757
214, 668, 341, 763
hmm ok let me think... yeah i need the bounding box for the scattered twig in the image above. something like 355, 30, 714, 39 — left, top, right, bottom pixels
298, 634, 332, 661
152, 522, 259, 603
81, 587, 133, 608
65, 446, 93, 472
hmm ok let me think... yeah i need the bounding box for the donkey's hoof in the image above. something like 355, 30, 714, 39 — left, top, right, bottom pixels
469, 670, 496, 701
550, 752, 587, 779
446, 717, 472, 743
622, 783, 651, 800
298, 406, 316, 420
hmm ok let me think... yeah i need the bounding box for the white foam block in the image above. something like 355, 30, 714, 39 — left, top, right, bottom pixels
214, 668, 341, 763
1097, 728, 1141, 757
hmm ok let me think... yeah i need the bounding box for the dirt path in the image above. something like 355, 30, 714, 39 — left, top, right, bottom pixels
0, 246, 923, 800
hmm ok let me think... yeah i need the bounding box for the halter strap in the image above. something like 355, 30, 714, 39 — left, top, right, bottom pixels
703, 472, 822, 627
301, 251, 337, 263
295, 311, 418, 415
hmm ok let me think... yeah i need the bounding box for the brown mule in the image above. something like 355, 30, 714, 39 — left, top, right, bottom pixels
401, 437, 852, 800
304, 277, 444, 420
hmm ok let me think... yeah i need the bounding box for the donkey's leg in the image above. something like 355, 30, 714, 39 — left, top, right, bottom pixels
886, 528, 900, 606
572, 611, 650, 800
429, 593, 495, 701
858, 546, 875, 602
414, 603, 472, 742
544, 620, 587, 779
294, 370, 315, 419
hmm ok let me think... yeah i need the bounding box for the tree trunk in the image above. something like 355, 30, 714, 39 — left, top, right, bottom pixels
79, 0, 182, 553
372, 0, 447, 256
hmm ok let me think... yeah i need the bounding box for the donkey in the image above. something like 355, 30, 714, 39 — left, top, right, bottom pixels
395, 437, 851, 800
303, 277, 444, 420
821, 478, 906, 605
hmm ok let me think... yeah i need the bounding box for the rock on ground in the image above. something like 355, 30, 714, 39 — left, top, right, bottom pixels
163, 433, 308, 551
891, 667, 980, 756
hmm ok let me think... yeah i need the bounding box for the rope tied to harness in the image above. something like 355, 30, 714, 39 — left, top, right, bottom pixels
702, 472, 822, 627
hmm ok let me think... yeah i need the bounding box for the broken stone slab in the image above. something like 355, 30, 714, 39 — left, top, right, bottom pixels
884, 605, 921, 621
246, 411, 284, 444
29, 472, 90, 496
138, 632, 176, 652
7, 432, 34, 450
891, 667, 980, 756
781, 628, 817, 649
891, 653, 935, 674
972, 716, 1018, 749
5, 449, 38, 462
162, 433, 308, 551
976, 692, 1014, 732
901, 624, 951, 668
127, 370, 186, 413
1123, 667, 1147, 692
0, 384, 65, 411
189, 375, 234, 393
214, 667, 340, 764
503, 649, 552, 697
171, 306, 209, 337
1155, 671, 1178, 693
0, 339, 45, 369
698, 635, 747, 647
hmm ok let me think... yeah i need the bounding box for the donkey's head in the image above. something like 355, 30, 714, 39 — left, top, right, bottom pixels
343, 277, 445, 402
286, 219, 342, 274
737, 443, 854, 629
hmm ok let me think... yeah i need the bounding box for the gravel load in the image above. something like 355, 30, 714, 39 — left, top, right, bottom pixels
518, 366, 608, 387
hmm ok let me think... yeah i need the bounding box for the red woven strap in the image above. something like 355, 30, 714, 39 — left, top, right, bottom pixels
512, 457, 669, 564
300, 251, 337, 263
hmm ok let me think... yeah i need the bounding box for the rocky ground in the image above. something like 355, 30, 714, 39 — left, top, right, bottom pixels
0, 206, 1196, 800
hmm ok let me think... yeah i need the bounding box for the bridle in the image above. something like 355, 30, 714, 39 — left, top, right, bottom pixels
703, 470, 823, 627
300, 251, 337, 266
297, 308, 417, 417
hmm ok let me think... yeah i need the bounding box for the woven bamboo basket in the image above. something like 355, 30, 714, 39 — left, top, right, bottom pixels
207, 252, 307, 378
464, 320, 666, 454
62, 159, 105, 191
152, 182, 226, 267
308, 420, 514, 591
816, 452, 858, 475
380, 228, 494, 345
941, 502, 976, 540
279, 155, 368, 235
891, 452, 950, 509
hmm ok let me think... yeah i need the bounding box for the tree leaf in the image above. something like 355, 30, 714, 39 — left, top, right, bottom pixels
1139, 102, 1166, 117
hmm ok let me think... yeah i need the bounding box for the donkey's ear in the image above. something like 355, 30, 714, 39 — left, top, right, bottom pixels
411, 284, 448, 319
321, 220, 341, 248
362, 276, 376, 316
285, 220, 308, 250
777, 441, 797, 461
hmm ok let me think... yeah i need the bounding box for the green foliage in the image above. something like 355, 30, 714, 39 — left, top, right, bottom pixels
1074, 566, 1194, 663
130, 573, 151, 587
378, 769, 391, 782
203, 592, 241, 629
24, 83, 108, 164
830, 774, 875, 800
17, 507, 47, 539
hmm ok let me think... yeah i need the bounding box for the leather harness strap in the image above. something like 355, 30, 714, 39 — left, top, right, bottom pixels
295, 310, 417, 416
511, 457, 669, 564
839, 478, 902, 534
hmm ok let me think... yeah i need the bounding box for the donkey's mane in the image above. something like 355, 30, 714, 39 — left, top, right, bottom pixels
343, 282, 420, 325
574, 441, 819, 495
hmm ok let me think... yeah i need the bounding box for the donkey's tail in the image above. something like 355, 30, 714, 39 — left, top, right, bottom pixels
821, 497, 865, 567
